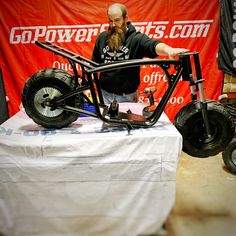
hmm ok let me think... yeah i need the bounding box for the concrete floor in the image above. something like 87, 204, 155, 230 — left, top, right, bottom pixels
165, 152, 236, 236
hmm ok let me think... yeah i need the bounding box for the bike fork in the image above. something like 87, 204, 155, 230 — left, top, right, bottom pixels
198, 83, 212, 138
193, 53, 212, 138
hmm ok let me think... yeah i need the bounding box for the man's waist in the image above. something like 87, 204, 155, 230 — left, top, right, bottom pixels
102, 89, 136, 96
105, 90, 136, 96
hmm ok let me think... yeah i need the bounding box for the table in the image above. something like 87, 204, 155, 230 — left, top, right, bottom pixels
0, 103, 182, 236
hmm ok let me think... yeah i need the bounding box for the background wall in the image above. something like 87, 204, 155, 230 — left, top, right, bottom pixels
0, 0, 221, 121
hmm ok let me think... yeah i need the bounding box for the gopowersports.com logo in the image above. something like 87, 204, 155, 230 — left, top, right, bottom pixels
9, 20, 213, 44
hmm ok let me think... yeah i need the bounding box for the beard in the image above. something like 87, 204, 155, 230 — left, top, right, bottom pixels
107, 22, 127, 51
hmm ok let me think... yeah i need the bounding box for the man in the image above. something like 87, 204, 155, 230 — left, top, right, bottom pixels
92, 3, 189, 104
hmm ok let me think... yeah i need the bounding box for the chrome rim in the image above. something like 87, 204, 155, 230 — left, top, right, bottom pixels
34, 87, 63, 117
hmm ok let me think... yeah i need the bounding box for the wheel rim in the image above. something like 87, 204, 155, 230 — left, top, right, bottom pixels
193, 120, 218, 143
231, 149, 236, 166
34, 87, 63, 117
188, 117, 220, 149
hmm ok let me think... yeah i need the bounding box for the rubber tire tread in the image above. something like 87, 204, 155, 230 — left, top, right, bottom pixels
174, 100, 235, 157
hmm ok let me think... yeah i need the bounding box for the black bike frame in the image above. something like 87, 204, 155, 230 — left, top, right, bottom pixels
35, 41, 206, 130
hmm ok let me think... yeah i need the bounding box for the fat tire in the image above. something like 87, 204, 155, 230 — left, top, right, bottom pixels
222, 139, 236, 173
22, 68, 83, 128
174, 100, 235, 157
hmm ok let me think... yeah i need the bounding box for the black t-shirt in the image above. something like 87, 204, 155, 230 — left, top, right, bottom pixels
92, 22, 162, 94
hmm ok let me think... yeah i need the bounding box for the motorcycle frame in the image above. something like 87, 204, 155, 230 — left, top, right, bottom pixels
35, 41, 208, 131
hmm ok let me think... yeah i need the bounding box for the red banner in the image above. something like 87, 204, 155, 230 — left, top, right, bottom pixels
0, 0, 221, 121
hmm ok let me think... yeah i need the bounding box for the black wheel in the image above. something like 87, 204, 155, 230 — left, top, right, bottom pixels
174, 100, 235, 157
222, 139, 236, 173
22, 68, 83, 128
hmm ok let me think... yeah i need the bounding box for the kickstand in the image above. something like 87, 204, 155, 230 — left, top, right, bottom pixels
126, 123, 132, 135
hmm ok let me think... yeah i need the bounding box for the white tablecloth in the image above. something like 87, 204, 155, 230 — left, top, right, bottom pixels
0, 103, 182, 236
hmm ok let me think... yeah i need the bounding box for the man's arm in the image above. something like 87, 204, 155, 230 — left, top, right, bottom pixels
155, 42, 189, 59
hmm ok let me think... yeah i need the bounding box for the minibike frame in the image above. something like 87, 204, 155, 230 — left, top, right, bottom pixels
34, 41, 209, 131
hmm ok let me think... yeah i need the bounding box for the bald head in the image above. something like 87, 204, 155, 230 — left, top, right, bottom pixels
107, 3, 128, 18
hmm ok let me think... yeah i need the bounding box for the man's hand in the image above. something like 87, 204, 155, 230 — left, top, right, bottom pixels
167, 47, 189, 59
155, 43, 189, 59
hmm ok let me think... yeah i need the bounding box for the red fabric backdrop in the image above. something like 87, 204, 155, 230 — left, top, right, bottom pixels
0, 0, 222, 121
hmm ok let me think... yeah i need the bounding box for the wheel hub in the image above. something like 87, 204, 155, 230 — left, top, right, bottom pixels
34, 87, 63, 117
